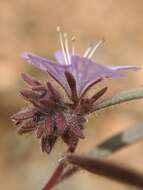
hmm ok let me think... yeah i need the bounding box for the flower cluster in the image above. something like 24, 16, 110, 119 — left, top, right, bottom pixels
11, 27, 139, 153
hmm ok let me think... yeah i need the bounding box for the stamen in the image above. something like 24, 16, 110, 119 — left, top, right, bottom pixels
71, 36, 76, 55
64, 33, 71, 64
83, 44, 93, 57
57, 26, 69, 65
87, 39, 104, 58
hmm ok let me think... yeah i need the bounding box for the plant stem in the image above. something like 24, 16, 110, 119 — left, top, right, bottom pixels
42, 161, 66, 190
42, 148, 75, 190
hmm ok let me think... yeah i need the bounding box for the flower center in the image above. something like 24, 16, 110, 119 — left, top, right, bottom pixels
57, 26, 104, 65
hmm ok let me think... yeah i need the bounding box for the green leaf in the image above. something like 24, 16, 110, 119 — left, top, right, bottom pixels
89, 123, 143, 158
93, 88, 143, 111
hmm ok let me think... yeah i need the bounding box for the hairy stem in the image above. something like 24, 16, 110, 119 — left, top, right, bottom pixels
93, 88, 143, 112
42, 161, 66, 190
42, 148, 75, 190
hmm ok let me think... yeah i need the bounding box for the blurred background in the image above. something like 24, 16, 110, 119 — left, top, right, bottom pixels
1, 0, 143, 189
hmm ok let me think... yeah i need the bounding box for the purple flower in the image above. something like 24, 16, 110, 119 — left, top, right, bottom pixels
11, 27, 140, 154
22, 28, 139, 102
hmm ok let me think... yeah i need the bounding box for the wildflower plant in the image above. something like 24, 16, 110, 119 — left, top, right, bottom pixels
11, 27, 143, 190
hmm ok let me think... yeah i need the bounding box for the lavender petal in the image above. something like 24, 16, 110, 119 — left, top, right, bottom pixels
111, 65, 140, 71
70, 55, 140, 97
21, 52, 71, 96
54, 51, 66, 65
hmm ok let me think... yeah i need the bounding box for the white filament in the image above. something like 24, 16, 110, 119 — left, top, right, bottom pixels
57, 26, 104, 63
83, 44, 93, 57
87, 39, 104, 58
71, 36, 76, 55
57, 26, 69, 65
64, 33, 71, 64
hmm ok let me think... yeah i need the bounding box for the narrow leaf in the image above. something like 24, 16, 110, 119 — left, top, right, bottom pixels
66, 154, 143, 189
58, 123, 143, 183
92, 88, 143, 112
89, 123, 143, 158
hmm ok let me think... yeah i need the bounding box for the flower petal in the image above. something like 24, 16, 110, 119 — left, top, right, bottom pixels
54, 50, 66, 65
111, 65, 140, 71
69, 55, 139, 97
22, 52, 71, 96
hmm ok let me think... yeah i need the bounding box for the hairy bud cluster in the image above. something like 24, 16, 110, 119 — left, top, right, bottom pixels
11, 73, 86, 153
